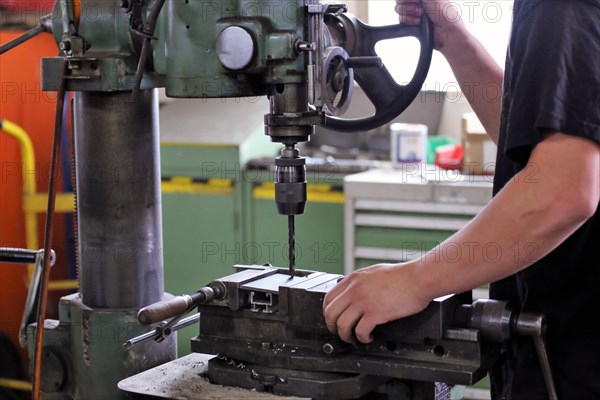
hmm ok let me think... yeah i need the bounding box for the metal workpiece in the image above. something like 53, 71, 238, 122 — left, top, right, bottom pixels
192, 265, 495, 395
74, 89, 163, 309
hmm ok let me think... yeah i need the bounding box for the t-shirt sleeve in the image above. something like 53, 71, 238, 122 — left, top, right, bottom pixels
503, 0, 600, 164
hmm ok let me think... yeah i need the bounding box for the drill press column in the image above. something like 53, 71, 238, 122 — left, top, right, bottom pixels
27, 90, 176, 399
74, 90, 164, 308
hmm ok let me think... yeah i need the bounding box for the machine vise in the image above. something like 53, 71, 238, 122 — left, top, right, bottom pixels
132, 264, 554, 400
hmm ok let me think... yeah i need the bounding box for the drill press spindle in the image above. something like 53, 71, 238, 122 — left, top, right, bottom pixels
274, 145, 306, 277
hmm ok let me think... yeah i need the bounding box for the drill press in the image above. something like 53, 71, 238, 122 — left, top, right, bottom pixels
2, 0, 435, 398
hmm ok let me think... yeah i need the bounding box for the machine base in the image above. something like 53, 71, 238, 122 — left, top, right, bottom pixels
207, 357, 452, 400
118, 353, 305, 399
118, 353, 456, 400
28, 294, 177, 399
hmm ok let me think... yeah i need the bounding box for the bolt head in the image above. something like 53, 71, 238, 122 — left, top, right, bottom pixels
322, 343, 334, 355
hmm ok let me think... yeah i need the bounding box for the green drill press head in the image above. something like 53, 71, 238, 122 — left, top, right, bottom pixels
44, 0, 434, 136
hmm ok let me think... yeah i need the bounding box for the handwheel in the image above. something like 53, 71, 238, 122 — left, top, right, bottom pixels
323, 13, 434, 132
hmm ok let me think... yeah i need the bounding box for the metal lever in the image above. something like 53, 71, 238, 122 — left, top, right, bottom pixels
137, 286, 220, 325
0, 14, 53, 55
345, 57, 383, 69
458, 300, 558, 400
0, 247, 55, 266
123, 313, 200, 350
512, 313, 558, 400
0, 248, 56, 347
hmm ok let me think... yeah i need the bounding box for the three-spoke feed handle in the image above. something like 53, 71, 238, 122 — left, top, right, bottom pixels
324, 13, 434, 132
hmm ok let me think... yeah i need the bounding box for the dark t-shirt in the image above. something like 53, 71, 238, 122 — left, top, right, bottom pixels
490, 0, 600, 399
490, 0, 600, 400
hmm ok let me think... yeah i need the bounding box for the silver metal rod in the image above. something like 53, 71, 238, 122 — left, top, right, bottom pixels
0, 24, 45, 55
0, 248, 54, 265
514, 312, 558, 400
123, 313, 200, 350
533, 335, 558, 400
74, 90, 164, 308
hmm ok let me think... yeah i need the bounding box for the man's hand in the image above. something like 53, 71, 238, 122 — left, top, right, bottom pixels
322, 263, 431, 344
395, 0, 466, 52
396, 0, 503, 142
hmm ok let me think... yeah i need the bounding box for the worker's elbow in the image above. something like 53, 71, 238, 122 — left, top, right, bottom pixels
554, 190, 598, 226
578, 194, 599, 221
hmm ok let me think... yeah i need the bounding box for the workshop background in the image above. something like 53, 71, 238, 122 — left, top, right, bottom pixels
1, 2, 72, 396
1, 0, 512, 399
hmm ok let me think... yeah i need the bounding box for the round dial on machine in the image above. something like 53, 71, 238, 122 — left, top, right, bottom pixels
321, 46, 354, 117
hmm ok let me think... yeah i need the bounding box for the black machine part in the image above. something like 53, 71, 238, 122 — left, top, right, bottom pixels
455, 300, 558, 400
0, 248, 56, 348
274, 147, 307, 217
323, 13, 434, 132
273, 145, 307, 276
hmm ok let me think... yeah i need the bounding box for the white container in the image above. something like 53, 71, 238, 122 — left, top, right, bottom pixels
390, 123, 428, 166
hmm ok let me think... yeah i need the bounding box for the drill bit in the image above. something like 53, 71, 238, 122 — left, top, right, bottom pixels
288, 215, 296, 277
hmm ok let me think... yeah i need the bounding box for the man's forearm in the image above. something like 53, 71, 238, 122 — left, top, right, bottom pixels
440, 26, 504, 144
412, 134, 599, 299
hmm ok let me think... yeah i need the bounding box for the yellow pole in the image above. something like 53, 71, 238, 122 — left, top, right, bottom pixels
1, 119, 78, 290
0, 378, 32, 392
0, 119, 39, 279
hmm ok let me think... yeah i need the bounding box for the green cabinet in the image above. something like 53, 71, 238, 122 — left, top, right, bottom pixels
344, 168, 493, 274
159, 98, 280, 355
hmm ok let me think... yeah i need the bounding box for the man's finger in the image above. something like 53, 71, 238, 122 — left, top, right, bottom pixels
397, 13, 422, 25
395, 3, 423, 16
355, 316, 377, 344
323, 276, 349, 310
336, 306, 363, 343
323, 292, 352, 334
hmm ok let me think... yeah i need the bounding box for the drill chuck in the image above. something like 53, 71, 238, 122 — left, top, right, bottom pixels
275, 152, 307, 216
